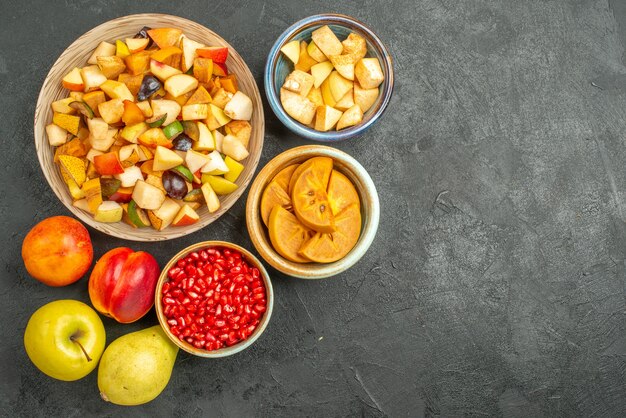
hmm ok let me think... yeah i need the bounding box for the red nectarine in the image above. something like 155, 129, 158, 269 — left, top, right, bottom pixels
21, 216, 93, 286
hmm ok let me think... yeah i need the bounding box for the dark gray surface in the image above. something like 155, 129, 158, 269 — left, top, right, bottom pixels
1, 0, 625, 416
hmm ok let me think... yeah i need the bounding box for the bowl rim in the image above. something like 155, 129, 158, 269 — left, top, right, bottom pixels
33, 13, 264, 241
155, 240, 274, 357
246, 145, 380, 279
264, 13, 394, 142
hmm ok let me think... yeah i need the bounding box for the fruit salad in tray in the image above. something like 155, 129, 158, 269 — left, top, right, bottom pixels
279, 26, 384, 131
47, 27, 255, 231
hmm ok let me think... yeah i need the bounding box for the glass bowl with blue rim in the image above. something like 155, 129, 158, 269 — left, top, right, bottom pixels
264, 14, 394, 141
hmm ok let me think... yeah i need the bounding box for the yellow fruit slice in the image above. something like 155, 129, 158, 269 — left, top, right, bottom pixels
291, 157, 335, 233
203, 175, 238, 195
260, 181, 292, 227
298, 203, 361, 263
271, 164, 299, 193
327, 170, 360, 215
268, 206, 312, 263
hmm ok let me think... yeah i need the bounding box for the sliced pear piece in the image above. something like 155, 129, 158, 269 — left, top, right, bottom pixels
329, 54, 356, 81
201, 182, 220, 212
222, 135, 249, 161
310, 61, 334, 89
223, 91, 253, 121
132, 180, 166, 210
94, 201, 123, 223
280, 40, 300, 64
354, 58, 384, 89
280, 88, 316, 125
283, 70, 315, 97
354, 82, 379, 113
336, 104, 363, 131
341, 33, 367, 60
311, 25, 343, 57
314, 105, 343, 132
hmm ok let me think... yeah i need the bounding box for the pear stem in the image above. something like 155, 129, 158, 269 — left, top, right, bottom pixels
70, 335, 92, 362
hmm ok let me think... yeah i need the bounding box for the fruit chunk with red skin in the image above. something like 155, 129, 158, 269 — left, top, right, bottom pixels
88, 247, 160, 323
196, 46, 229, 63
93, 151, 125, 175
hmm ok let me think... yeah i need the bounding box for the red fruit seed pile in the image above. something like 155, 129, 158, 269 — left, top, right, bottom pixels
162, 247, 267, 351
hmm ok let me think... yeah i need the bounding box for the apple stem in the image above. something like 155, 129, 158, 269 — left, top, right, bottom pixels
70, 336, 92, 362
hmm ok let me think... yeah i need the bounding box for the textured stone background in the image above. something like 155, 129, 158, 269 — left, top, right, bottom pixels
1, 0, 626, 416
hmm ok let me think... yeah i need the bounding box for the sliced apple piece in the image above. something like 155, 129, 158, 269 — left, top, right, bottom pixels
100, 79, 134, 102
51, 97, 77, 114
206, 103, 231, 129
150, 59, 182, 81
223, 91, 252, 121
201, 182, 220, 213
185, 149, 211, 174
138, 127, 172, 148
132, 180, 166, 210
94, 201, 123, 222
203, 175, 238, 195
182, 103, 209, 120
223, 156, 244, 183
46, 124, 68, 146
62, 67, 85, 91
196, 46, 229, 63
164, 74, 198, 98
283, 70, 315, 97
354, 82, 379, 113
150, 100, 181, 126
87, 41, 116, 65
90, 127, 118, 152
98, 99, 124, 124
307, 41, 328, 62
180, 36, 205, 72
222, 135, 249, 161
147, 28, 183, 49
120, 122, 148, 143
125, 38, 150, 53
148, 198, 180, 230
153, 145, 184, 171
201, 150, 229, 174
73, 198, 90, 212
192, 121, 214, 151
280, 40, 300, 64
81, 65, 107, 92
311, 25, 343, 57
114, 165, 144, 187
314, 105, 343, 131
310, 61, 334, 88
172, 204, 200, 226
212, 129, 224, 153
280, 88, 316, 125
354, 58, 384, 89
336, 104, 363, 130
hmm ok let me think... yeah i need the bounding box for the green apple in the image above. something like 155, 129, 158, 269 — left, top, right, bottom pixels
24, 300, 106, 381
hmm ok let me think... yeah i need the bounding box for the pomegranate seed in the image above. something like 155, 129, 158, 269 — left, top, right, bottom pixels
162, 246, 267, 352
